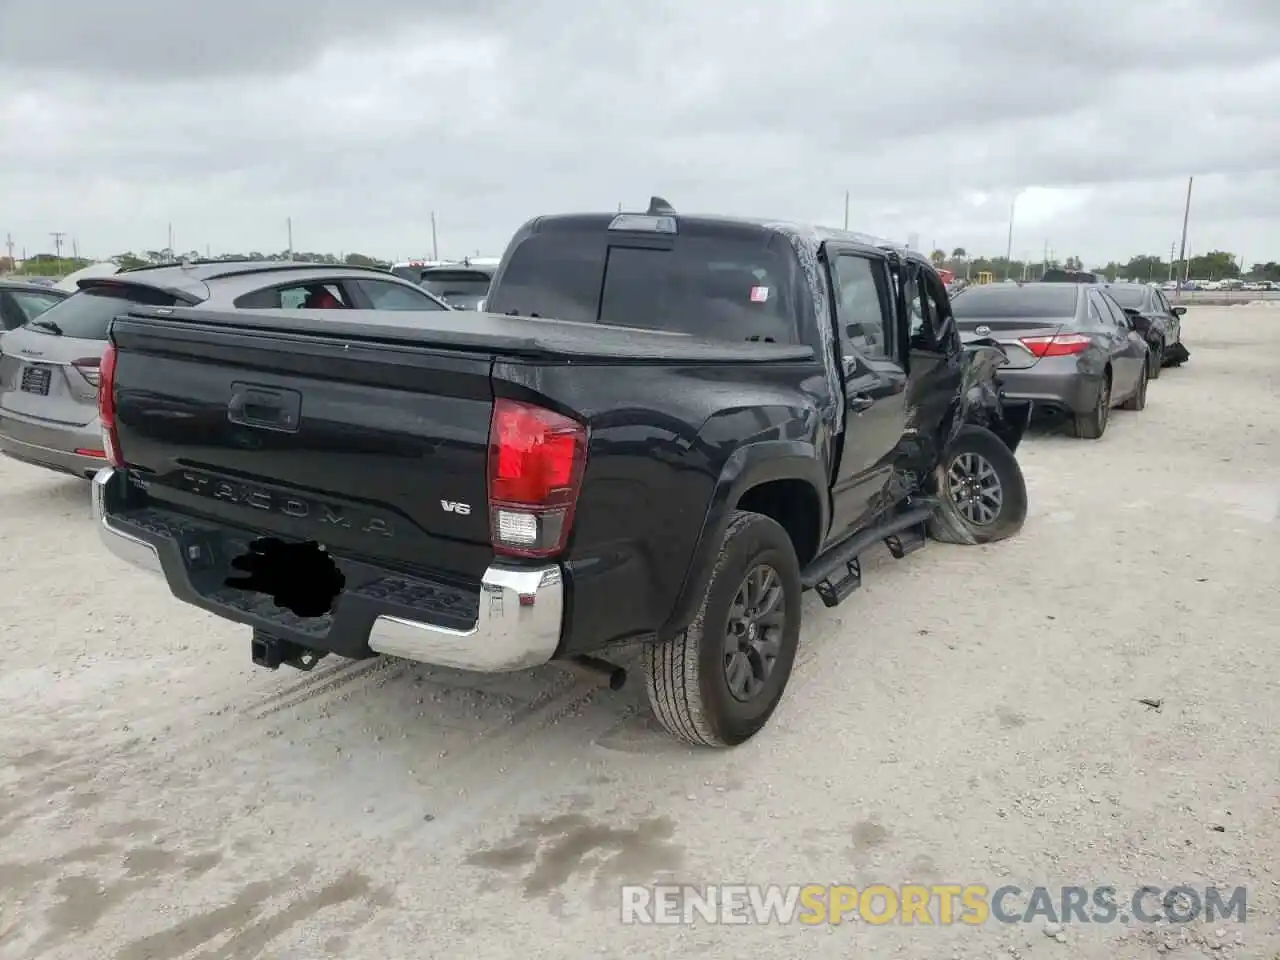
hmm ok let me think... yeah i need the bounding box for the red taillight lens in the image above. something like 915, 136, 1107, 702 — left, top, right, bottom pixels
72, 356, 101, 388
487, 398, 587, 559
97, 344, 123, 468
1018, 333, 1091, 358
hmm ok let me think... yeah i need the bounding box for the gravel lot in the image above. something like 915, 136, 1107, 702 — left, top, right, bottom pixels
2, 306, 1277, 960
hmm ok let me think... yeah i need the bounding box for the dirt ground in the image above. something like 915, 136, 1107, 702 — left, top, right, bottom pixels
1, 306, 1277, 960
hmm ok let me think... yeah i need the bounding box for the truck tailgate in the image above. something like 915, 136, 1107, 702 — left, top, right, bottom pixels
109, 313, 497, 580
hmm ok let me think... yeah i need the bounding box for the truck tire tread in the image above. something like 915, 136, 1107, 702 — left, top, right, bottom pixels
644, 510, 801, 748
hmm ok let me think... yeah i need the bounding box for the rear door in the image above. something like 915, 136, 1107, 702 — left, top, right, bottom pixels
1152, 287, 1181, 344
1094, 290, 1146, 396
0, 283, 180, 427
824, 244, 909, 539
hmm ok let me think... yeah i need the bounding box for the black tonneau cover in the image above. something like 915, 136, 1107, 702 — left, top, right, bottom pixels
116, 306, 814, 364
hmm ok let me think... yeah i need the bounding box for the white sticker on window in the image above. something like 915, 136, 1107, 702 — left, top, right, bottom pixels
750, 286, 770, 303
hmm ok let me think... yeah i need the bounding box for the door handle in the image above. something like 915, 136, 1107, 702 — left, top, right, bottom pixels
848, 393, 874, 413
228, 383, 301, 433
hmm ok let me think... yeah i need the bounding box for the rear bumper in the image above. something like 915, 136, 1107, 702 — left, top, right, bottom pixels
0, 411, 105, 478
91, 467, 565, 673
996, 367, 1101, 416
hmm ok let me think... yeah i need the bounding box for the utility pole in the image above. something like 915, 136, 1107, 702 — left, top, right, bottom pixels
1042, 239, 1049, 277
843, 191, 849, 231
1176, 176, 1193, 293
50, 231, 66, 275
430, 211, 439, 261
1004, 194, 1017, 280
1168, 241, 1176, 281
4, 233, 13, 270
167, 223, 173, 255
72, 237, 79, 260
286, 217, 293, 261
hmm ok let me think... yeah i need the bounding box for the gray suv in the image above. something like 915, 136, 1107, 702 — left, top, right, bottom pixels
0, 260, 450, 479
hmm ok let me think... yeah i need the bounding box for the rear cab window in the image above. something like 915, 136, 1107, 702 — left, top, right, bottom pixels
22, 283, 180, 340
487, 222, 804, 345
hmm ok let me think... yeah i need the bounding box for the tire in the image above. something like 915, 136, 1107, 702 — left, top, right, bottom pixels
1148, 340, 1163, 379
1072, 371, 1111, 439
927, 424, 1028, 545
644, 511, 802, 748
1121, 361, 1148, 411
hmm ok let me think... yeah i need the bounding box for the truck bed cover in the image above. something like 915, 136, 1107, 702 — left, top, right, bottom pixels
116, 306, 815, 364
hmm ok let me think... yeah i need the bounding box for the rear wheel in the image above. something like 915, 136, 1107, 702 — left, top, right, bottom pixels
1149, 340, 1163, 379
928, 424, 1028, 544
644, 511, 802, 748
1072, 373, 1110, 439
1121, 362, 1148, 411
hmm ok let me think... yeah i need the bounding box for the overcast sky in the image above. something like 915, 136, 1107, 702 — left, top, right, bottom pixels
2, 0, 1278, 266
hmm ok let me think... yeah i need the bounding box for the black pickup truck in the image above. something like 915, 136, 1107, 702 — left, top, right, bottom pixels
92, 200, 1031, 748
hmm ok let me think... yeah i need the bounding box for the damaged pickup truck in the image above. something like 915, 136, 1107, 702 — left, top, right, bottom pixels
92, 199, 1032, 748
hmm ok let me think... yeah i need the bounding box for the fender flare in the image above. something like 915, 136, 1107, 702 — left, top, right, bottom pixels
661, 440, 828, 637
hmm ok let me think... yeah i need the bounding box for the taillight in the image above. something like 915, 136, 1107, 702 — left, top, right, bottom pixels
1018, 333, 1092, 358
97, 344, 123, 468
487, 398, 588, 559
72, 356, 101, 388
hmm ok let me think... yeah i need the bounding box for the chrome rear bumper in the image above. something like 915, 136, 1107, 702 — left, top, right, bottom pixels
91, 467, 564, 672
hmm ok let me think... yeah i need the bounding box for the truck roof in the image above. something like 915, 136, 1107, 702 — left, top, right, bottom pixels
520, 211, 927, 269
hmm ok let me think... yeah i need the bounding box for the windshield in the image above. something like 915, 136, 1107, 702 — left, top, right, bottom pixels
486, 232, 800, 343
1105, 286, 1147, 308
951, 285, 1078, 319
420, 271, 492, 310
23, 284, 180, 340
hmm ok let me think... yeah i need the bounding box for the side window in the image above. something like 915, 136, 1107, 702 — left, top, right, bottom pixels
0, 294, 24, 330
235, 282, 352, 310
356, 279, 447, 311
900, 270, 926, 339
1094, 292, 1124, 328
10, 292, 63, 322
1154, 290, 1171, 315
1086, 291, 1108, 328
918, 269, 953, 348
830, 254, 893, 361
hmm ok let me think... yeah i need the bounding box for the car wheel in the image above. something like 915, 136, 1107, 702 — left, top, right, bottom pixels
1072, 372, 1110, 439
644, 510, 802, 748
927, 424, 1028, 545
1149, 340, 1163, 379
1121, 361, 1148, 411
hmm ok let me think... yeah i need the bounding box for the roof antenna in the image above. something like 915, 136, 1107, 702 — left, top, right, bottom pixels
647, 196, 676, 216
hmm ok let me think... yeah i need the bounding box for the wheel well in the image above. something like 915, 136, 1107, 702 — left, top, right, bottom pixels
735, 480, 821, 567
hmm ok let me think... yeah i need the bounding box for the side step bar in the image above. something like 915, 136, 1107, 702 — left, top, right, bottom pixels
800, 504, 934, 608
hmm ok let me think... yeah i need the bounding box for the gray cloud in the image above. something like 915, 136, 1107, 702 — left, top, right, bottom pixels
1, 0, 1277, 264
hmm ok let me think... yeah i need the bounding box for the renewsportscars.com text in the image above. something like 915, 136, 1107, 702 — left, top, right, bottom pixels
620, 883, 1247, 926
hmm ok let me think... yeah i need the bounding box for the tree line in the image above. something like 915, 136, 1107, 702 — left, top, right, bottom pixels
927, 248, 1279, 283
1, 249, 393, 276
6, 246, 1279, 284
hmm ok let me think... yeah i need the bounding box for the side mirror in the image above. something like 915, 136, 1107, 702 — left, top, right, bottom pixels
1171, 305, 1187, 317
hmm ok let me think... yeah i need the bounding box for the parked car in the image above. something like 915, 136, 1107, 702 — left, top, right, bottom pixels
1040, 268, 1107, 284
0, 280, 69, 329
91, 201, 1031, 748
416, 260, 497, 310
0, 260, 450, 479
950, 282, 1150, 439
1100, 282, 1190, 375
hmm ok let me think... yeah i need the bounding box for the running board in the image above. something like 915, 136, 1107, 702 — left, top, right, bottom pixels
801, 504, 935, 608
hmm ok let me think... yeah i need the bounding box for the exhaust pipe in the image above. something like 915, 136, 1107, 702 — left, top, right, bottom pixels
567, 655, 627, 691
